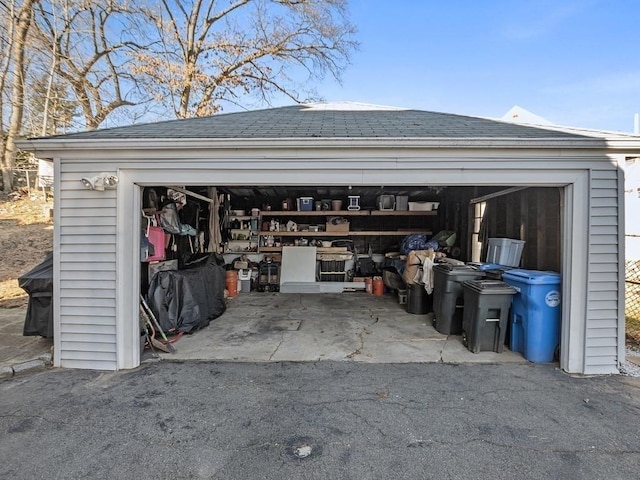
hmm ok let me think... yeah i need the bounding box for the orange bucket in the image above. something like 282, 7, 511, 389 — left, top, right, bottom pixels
372, 276, 384, 296
225, 270, 238, 297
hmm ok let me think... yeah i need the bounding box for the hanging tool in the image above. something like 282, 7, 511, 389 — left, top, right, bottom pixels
140, 295, 176, 353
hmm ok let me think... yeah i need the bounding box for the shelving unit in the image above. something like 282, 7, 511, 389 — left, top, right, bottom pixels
256, 210, 437, 253
224, 214, 259, 254
261, 210, 436, 216
259, 230, 430, 236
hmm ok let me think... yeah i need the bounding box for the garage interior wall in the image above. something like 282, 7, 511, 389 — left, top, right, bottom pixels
443, 187, 562, 272
139, 184, 562, 271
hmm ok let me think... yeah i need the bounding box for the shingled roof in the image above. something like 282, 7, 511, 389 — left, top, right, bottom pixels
38, 103, 591, 141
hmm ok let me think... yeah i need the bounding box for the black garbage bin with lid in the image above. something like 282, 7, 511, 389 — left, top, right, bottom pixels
18, 253, 54, 338
432, 264, 485, 335
406, 284, 433, 314
461, 279, 516, 353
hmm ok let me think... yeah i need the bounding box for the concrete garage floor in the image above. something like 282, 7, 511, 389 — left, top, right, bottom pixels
154, 293, 528, 365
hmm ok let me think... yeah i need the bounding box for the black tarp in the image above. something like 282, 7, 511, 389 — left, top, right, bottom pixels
147, 253, 226, 333
18, 253, 54, 338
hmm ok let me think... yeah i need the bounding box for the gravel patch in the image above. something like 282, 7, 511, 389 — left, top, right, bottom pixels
620, 345, 640, 376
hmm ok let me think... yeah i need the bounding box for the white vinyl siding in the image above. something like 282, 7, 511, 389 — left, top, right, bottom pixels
584, 168, 621, 374
57, 167, 118, 370
45, 144, 629, 374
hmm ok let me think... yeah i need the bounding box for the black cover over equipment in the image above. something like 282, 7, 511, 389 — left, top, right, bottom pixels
18, 253, 54, 337
147, 253, 226, 333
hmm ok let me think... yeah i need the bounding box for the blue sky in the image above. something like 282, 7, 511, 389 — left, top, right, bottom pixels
306, 0, 640, 133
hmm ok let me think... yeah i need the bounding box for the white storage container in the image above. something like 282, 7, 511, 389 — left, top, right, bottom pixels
408, 201, 439, 211
395, 195, 408, 210
238, 269, 252, 293
485, 238, 525, 267
377, 195, 395, 211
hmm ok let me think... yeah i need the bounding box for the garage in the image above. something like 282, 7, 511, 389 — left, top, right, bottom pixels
18, 103, 635, 374
136, 183, 561, 364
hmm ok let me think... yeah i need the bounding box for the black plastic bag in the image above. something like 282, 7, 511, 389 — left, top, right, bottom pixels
357, 256, 377, 276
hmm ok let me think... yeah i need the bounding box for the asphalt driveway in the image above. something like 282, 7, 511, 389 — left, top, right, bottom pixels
2, 361, 640, 479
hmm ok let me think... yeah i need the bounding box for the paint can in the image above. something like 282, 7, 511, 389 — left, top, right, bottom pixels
225, 270, 238, 297
365, 277, 373, 294
373, 276, 384, 296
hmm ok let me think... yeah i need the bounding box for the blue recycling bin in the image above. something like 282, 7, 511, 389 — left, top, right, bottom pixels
501, 269, 562, 363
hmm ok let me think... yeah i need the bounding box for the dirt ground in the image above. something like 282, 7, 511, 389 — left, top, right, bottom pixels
0, 192, 53, 308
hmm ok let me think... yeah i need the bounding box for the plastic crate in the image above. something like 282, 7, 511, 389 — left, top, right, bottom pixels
485, 238, 525, 267
318, 258, 347, 282
377, 195, 395, 211
297, 197, 314, 211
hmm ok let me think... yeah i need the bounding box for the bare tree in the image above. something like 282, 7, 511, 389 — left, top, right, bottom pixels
2, 0, 38, 193
1, 0, 358, 191
25, 76, 78, 135
34, 0, 145, 130
0, 1, 17, 176
132, 0, 358, 118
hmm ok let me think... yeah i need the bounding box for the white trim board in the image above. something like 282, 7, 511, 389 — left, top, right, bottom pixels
110, 166, 595, 373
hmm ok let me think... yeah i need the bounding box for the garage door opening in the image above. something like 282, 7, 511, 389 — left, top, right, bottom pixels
137, 184, 563, 364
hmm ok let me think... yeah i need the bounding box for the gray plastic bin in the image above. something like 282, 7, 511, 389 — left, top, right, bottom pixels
432, 264, 485, 335
461, 280, 517, 353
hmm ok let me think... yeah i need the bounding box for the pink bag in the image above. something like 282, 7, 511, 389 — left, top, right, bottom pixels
147, 225, 166, 262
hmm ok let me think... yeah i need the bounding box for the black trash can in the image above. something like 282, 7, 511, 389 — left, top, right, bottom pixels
432, 264, 485, 335
406, 284, 433, 314
461, 279, 516, 353
18, 253, 54, 338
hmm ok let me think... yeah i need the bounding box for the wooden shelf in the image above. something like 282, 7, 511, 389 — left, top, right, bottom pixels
370, 210, 437, 216
261, 231, 350, 237
260, 210, 369, 216
260, 230, 431, 237
239, 209, 436, 254
259, 246, 351, 253
259, 247, 282, 252
350, 230, 433, 236
260, 210, 437, 216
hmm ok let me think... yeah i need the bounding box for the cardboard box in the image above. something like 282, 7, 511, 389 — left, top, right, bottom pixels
326, 221, 349, 233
